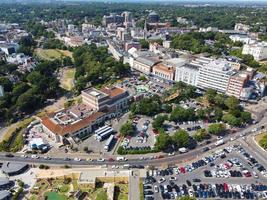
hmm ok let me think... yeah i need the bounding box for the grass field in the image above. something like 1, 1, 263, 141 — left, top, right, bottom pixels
35, 49, 73, 61
59, 67, 76, 91
255, 132, 267, 143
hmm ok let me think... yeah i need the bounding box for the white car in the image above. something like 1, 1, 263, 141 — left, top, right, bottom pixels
168, 152, 175, 156
154, 185, 159, 193
111, 165, 119, 169
20, 154, 28, 158
31, 155, 39, 159
43, 156, 51, 160
169, 177, 177, 181
158, 178, 166, 184
97, 158, 105, 162
188, 189, 194, 197
74, 157, 81, 161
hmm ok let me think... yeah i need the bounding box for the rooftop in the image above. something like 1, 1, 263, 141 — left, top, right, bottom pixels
153, 63, 175, 74
135, 56, 160, 67
0, 190, 11, 200
1, 162, 28, 175
42, 111, 105, 136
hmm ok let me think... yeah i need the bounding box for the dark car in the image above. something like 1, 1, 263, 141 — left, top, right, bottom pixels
5, 153, 14, 157
192, 178, 201, 182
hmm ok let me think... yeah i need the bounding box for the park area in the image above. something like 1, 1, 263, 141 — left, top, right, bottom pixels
59, 67, 76, 91
35, 48, 73, 61
28, 176, 128, 200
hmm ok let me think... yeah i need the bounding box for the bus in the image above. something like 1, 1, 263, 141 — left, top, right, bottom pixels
94, 126, 111, 138
97, 128, 113, 141
104, 135, 114, 151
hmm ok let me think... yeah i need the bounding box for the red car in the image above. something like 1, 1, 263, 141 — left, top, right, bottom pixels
179, 167, 186, 173
223, 183, 229, 192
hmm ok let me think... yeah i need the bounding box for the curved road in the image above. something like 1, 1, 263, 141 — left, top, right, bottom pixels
1, 108, 266, 168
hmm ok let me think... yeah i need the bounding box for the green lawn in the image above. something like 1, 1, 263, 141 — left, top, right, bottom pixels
95, 189, 108, 200
45, 192, 67, 200
114, 184, 128, 200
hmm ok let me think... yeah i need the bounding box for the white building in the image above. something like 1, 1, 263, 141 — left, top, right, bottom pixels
234, 23, 250, 32
197, 59, 236, 93
229, 35, 256, 44
242, 42, 267, 61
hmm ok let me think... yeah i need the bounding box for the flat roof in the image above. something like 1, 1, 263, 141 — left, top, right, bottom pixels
1, 162, 28, 175
42, 111, 106, 136
0, 190, 10, 200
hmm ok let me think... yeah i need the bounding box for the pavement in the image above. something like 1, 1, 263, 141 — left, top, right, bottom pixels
129, 169, 140, 200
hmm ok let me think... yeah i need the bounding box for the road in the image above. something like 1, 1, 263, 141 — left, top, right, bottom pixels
0, 126, 263, 167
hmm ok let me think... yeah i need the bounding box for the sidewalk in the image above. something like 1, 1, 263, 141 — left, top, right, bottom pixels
129, 169, 140, 200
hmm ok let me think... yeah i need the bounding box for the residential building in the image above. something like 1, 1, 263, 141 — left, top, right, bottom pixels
226, 72, 250, 98
125, 41, 141, 51
197, 59, 236, 93
242, 42, 267, 61
132, 56, 160, 75
0, 43, 19, 55
229, 34, 256, 44
152, 62, 175, 82
234, 23, 250, 32
102, 13, 124, 27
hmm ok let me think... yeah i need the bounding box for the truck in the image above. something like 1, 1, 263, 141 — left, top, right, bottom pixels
178, 147, 188, 154
215, 139, 224, 146
116, 156, 127, 161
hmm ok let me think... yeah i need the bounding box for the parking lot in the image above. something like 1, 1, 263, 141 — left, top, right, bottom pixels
120, 116, 156, 152
142, 144, 267, 200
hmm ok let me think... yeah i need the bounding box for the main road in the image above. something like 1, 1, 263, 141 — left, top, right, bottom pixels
0, 104, 266, 168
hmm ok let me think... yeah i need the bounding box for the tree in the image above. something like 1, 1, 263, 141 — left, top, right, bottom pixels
139, 39, 149, 49
152, 115, 167, 130
16, 89, 42, 112
172, 130, 190, 148
208, 123, 226, 135
240, 111, 252, 123
222, 114, 242, 127
130, 96, 161, 116
205, 89, 217, 104
213, 107, 223, 122
224, 96, 239, 110
193, 129, 210, 142
155, 132, 172, 151
0, 77, 12, 92
170, 106, 195, 122
179, 196, 196, 200
120, 122, 135, 137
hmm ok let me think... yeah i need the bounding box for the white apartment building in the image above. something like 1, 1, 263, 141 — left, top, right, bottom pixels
229, 35, 256, 44
197, 59, 236, 93
242, 42, 267, 61
234, 23, 250, 32
175, 63, 200, 87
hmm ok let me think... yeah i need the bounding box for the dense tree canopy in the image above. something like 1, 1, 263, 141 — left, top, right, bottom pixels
73, 44, 130, 92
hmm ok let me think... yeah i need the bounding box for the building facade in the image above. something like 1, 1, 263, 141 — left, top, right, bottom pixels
197, 59, 236, 93
242, 42, 267, 61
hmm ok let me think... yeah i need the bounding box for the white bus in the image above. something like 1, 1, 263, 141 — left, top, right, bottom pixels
104, 135, 114, 151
